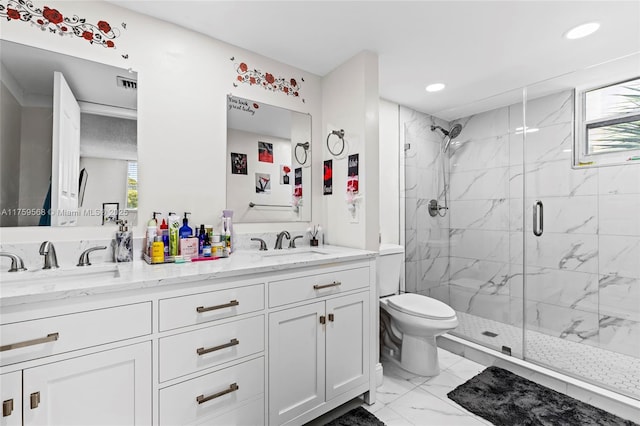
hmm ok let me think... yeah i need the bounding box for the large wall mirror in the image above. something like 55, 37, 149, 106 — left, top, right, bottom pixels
0, 40, 138, 227
226, 95, 311, 223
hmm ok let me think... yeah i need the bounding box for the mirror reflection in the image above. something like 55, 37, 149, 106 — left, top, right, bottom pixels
226, 95, 311, 223
0, 40, 138, 227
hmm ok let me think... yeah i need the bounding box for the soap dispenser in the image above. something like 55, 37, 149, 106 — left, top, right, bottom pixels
179, 212, 193, 239
114, 220, 133, 262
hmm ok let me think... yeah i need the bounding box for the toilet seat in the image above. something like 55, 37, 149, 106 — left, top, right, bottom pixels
387, 293, 456, 320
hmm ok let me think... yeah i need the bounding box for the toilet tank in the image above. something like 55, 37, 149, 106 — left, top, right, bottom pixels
377, 244, 405, 297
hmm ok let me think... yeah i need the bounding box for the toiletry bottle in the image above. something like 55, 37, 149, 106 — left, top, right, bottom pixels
146, 212, 160, 256
224, 218, 232, 252
179, 212, 193, 239
146, 225, 157, 257
159, 217, 169, 259
168, 212, 180, 256
198, 224, 206, 256
151, 236, 164, 263
222, 210, 234, 252
203, 231, 212, 258
115, 220, 133, 262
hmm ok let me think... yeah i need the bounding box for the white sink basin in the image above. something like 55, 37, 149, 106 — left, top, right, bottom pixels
1, 264, 120, 285
260, 248, 330, 258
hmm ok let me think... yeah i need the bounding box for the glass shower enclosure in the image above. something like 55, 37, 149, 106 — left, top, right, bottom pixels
403, 54, 640, 400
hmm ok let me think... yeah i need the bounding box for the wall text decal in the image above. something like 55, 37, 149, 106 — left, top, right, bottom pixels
0, 0, 122, 49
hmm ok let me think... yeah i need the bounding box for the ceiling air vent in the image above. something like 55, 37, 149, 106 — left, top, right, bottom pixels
116, 76, 137, 90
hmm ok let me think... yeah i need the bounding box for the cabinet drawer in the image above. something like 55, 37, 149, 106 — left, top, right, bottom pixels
159, 284, 264, 331
159, 356, 264, 426
269, 267, 369, 307
0, 302, 151, 367
159, 315, 264, 382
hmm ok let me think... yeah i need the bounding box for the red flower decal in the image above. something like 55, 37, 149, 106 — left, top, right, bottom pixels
7, 8, 20, 20
61, 26, 67, 31
283, 166, 291, 174
294, 92, 299, 97
97, 20, 111, 33
43, 6, 63, 24
253, 103, 259, 109
249, 77, 256, 85
290, 78, 297, 87
239, 62, 248, 73
237, 76, 243, 82
265, 73, 275, 84
106, 40, 115, 48
283, 87, 289, 94
82, 31, 93, 41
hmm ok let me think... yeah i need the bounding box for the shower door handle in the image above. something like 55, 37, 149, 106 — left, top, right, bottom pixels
533, 200, 543, 237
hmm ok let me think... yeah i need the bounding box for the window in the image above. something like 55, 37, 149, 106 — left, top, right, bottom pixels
575, 76, 640, 167
126, 161, 138, 209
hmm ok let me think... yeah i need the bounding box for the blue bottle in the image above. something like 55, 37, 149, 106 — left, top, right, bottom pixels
179, 212, 193, 239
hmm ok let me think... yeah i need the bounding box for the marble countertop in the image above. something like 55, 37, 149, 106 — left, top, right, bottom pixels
0, 245, 376, 307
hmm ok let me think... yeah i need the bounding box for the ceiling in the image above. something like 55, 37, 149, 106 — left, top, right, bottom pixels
109, 1, 640, 120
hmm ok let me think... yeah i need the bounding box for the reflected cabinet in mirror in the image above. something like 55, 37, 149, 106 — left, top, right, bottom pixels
226, 95, 311, 223
0, 40, 138, 227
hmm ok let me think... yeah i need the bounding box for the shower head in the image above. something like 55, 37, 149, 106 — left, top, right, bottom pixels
448, 123, 463, 139
430, 124, 463, 140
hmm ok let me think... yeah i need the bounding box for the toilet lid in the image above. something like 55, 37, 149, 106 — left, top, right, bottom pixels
387, 293, 456, 320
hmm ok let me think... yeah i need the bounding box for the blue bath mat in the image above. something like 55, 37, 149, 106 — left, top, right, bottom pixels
448, 366, 638, 426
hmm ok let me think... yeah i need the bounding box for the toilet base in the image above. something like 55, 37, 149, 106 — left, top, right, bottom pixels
400, 333, 440, 376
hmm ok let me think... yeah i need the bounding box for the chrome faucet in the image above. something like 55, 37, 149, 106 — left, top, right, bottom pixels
39, 241, 59, 269
250, 238, 268, 251
0, 252, 27, 272
289, 235, 304, 249
77, 246, 107, 266
274, 231, 291, 250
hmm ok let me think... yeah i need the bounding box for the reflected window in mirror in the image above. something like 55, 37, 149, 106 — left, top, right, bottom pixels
226, 95, 311, 223
0, 40, 138, 227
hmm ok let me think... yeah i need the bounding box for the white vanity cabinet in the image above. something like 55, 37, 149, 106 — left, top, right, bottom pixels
0, 302, 153, 426
268, 264, 372, 426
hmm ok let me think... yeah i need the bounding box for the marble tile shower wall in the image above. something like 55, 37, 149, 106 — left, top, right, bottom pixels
446, 90, 640, 359
400, 106, 451, 303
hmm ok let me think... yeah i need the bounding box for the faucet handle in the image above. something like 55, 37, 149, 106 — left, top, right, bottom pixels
250, 238, 268, 251
289, 235, 304, 249
77, 246, 107, 266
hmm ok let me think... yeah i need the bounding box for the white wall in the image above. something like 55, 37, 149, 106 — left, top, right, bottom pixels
0, 82, 22, 227
321, 51, 379, 250
379, 99, 400, 245
0, 0, 322, 243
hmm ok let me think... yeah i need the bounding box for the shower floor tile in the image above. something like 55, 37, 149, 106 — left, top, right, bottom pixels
451, 311, 640, 400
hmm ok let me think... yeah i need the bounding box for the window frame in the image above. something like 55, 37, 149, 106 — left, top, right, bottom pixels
574, 75, 640, 168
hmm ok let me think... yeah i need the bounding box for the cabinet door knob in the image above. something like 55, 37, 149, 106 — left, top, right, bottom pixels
319, 315, 326, 324
328, 313, 334, 322
2, 399, 13, 417
30, 392, 40, 409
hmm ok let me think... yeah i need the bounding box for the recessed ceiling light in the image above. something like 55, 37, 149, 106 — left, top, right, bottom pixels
565, 22, 600, 40
426, 83, 445, 92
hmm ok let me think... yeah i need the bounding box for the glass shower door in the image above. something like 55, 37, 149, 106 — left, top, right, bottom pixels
522, 57, 640, 400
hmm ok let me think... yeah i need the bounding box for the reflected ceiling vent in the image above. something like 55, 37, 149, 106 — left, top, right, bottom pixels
116, 76, 137, 90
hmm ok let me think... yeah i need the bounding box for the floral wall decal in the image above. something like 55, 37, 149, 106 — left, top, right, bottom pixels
231, 57, 304, 102
0, 0, 123, 50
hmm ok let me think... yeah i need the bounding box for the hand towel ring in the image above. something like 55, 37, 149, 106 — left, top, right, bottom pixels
327, 129, 345, 156
295, 141, 310, 165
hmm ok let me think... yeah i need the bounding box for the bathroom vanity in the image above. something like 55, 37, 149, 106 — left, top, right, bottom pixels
0, 246, 376, 425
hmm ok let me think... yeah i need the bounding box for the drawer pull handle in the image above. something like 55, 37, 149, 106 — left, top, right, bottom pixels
0, 332, 59, 352
313, 281, 341, 290
3, 399, 13, 417
196, 383, 239, 405
196, 338, 239, 356
30, 392, 40, 409
196, 300, 239, 313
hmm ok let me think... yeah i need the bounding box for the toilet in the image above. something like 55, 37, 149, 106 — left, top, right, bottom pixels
377, 244, 458, 376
